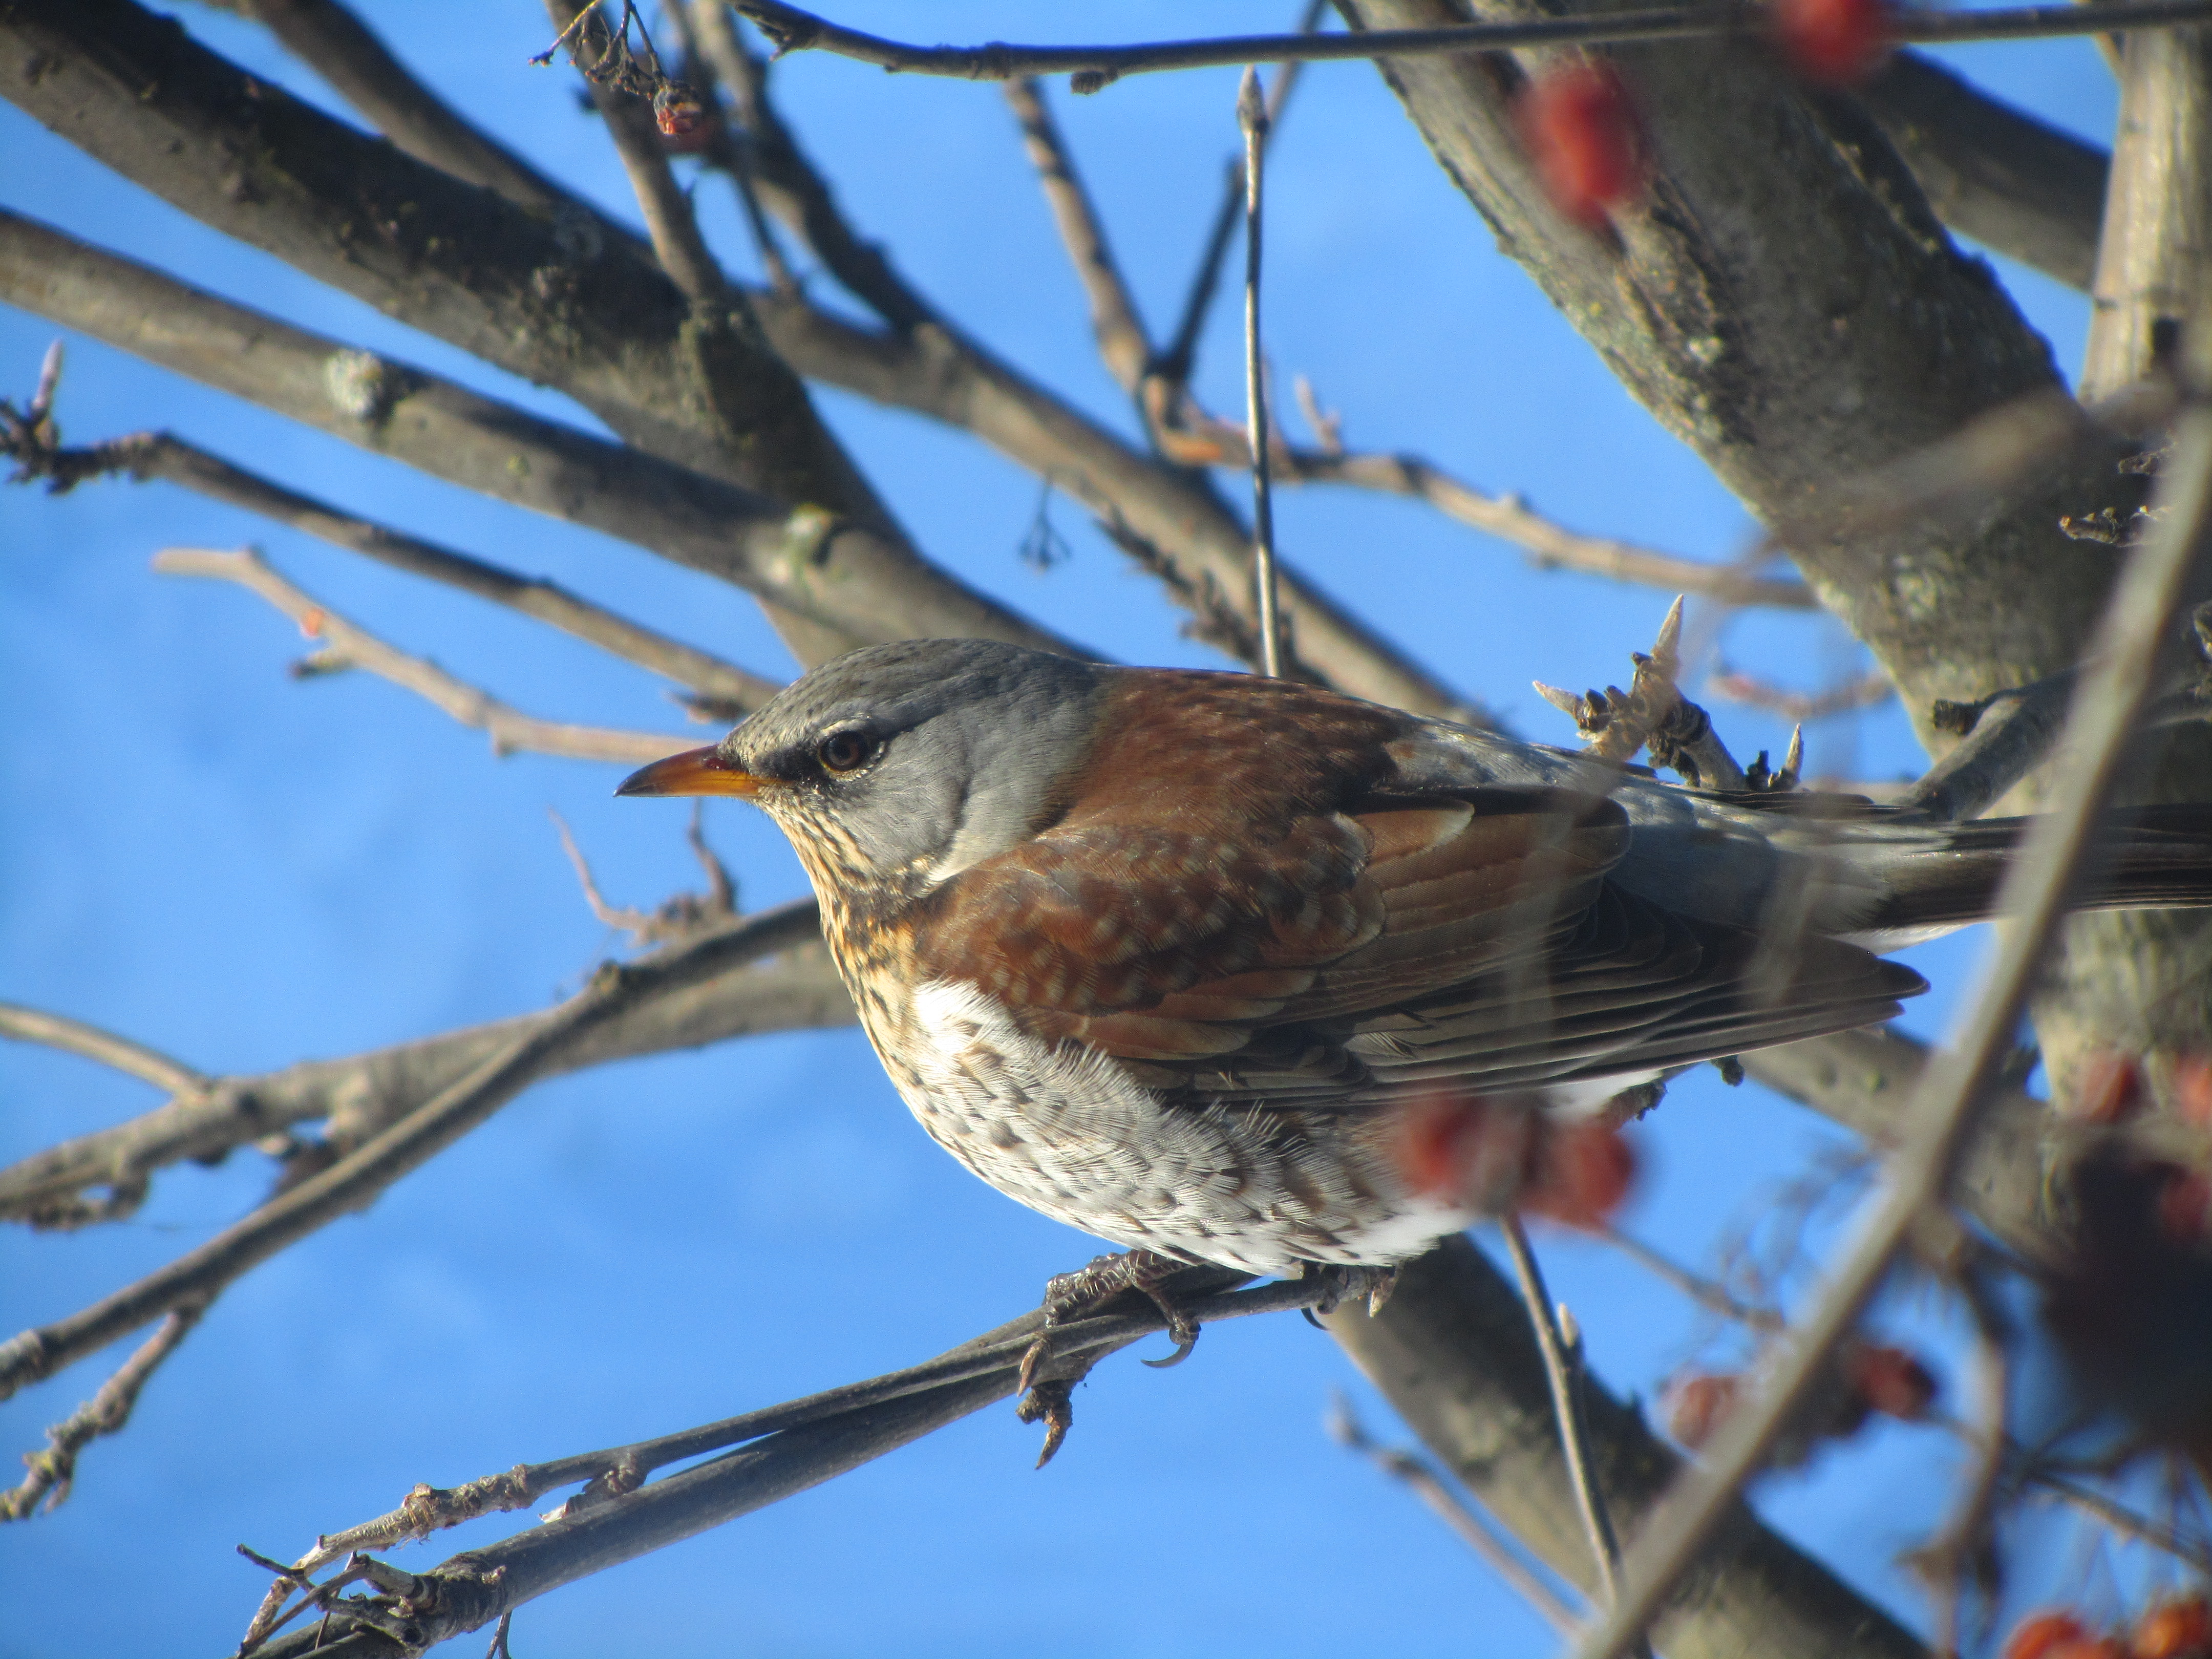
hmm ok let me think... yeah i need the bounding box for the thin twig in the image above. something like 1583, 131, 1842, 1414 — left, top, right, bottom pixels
664, 0, 799, 293
1238, 69, 1282, 681
732, 0, 2212, 89
9, 426, 780, 714
1598, 1225, 1785, 1332
1501, 1217, 1641, 1647
1709, 667, 1896, 725
1325, 1390, 1581, 1630
1004, 78, 1151, 394
0, 903, 824, 1405
1906, 1269, 2010, 1651
1565, 357, 2212, 1659
1286, 450, 1818, 608
0, 1306, 204, 1520
154, 547, 697, 766
2023, 1470, 2212, 1573
0, 1003, 208, 1096
1153, 1, 1323, 389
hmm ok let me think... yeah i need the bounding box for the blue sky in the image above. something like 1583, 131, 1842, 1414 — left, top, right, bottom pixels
0, 4, 2142, 1655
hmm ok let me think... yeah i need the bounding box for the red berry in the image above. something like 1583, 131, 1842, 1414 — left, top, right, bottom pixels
2073, 1052, 2145, 1123
1843, 1343, 1938, 1420
2155, 1168, 2212, 1247
1515, 64, 1645, 228
2006, 1614, 2093, 1659
1390, 1092, 1533, 1212
1663, 1372, 1741, 1450
1771, 0, 1894, 84
653, 82, 712, 151
1521, 1122, 1637, 1227
2173, 1052, 2212, 1127
2132, 1597, 2212, 1659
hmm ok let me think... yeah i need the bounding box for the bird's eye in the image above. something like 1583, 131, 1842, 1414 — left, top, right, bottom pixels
816, 731, 878, 775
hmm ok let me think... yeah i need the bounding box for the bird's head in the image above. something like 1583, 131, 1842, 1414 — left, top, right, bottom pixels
618, 639, 1102, 892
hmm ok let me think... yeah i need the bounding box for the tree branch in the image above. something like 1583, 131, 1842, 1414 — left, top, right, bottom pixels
0, 207, 1072, 660
1325, 1238, 1927, 1659
232, 1272, 1321, 1656
0, 0, 1079, 670
1284, 448, 1818, 607
153, 546, 696, 765
5, 421, 781, 716
232, 0, 571, 212
1568, 348, 2212, 1659
731, 0, 2212, 88
0, 1306, 204, 1521
0, 927, 847, 1231
1855, 51, 2108, 293
0, 1002, 209, 1097
1004, 77, 1152, 395
0, 902, 827, 1401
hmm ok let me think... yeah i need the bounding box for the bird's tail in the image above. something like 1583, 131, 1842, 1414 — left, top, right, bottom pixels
1864, 805, 2212, 937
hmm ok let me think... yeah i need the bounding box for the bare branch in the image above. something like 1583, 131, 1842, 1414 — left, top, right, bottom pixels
1856, 51, 2108, 293
153, 546, 696, 766
1004, 78, 1152, 394
1285, 450, 1818, 608
0, 208, 1072, 660
0, 902, 827, 1404
0, 1003, 208, 1097
730, 0, 2212, 89
234, 1272, 1327, 1655
1500, 1218, 1641, 1649
1709, 668, 1895, 724
1155, 10, 1322, 391
239, 0, 570, 211
1238, 69, 1284, 680
4, 421, 780, 715
1568, 352, 2212, 1659
0, 924, 845, 1230
1327, 1238, 1927, 1659
0, 4, 1084, 670
1325, 1390, 1581, 1630
0, 1306, 204, 1521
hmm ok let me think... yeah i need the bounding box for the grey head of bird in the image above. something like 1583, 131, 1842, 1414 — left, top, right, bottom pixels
618, 639, 1104, 890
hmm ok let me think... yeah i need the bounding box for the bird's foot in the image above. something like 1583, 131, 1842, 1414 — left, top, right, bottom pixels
1304, 1262, 1397, 1318
1014, 1249, 1210, 1467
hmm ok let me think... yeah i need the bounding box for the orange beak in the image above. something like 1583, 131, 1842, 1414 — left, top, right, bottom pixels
615, 745, 763, 799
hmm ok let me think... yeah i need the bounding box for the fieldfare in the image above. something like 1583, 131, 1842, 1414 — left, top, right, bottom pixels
620, 640, 2212, 1280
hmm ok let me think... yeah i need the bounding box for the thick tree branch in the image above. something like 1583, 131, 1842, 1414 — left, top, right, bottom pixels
154, 546, 697, 765
229, 0, 571, 211
0, 0, 1078, 670
0, 208, 1072, 658
1325, 1238, 1927, 1659
1855, 52, 2108, 293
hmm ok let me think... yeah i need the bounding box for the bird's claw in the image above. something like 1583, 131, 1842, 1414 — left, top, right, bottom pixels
1014, 1248, 1204, 1458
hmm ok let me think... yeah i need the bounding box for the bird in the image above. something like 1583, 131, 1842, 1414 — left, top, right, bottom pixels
618, 639, 2212, 1284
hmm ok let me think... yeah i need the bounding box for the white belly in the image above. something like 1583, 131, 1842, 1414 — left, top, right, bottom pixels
875, 979, 1474, 1275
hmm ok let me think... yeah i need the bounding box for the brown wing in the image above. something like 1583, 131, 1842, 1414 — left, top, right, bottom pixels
909, 785, 1632, 1070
